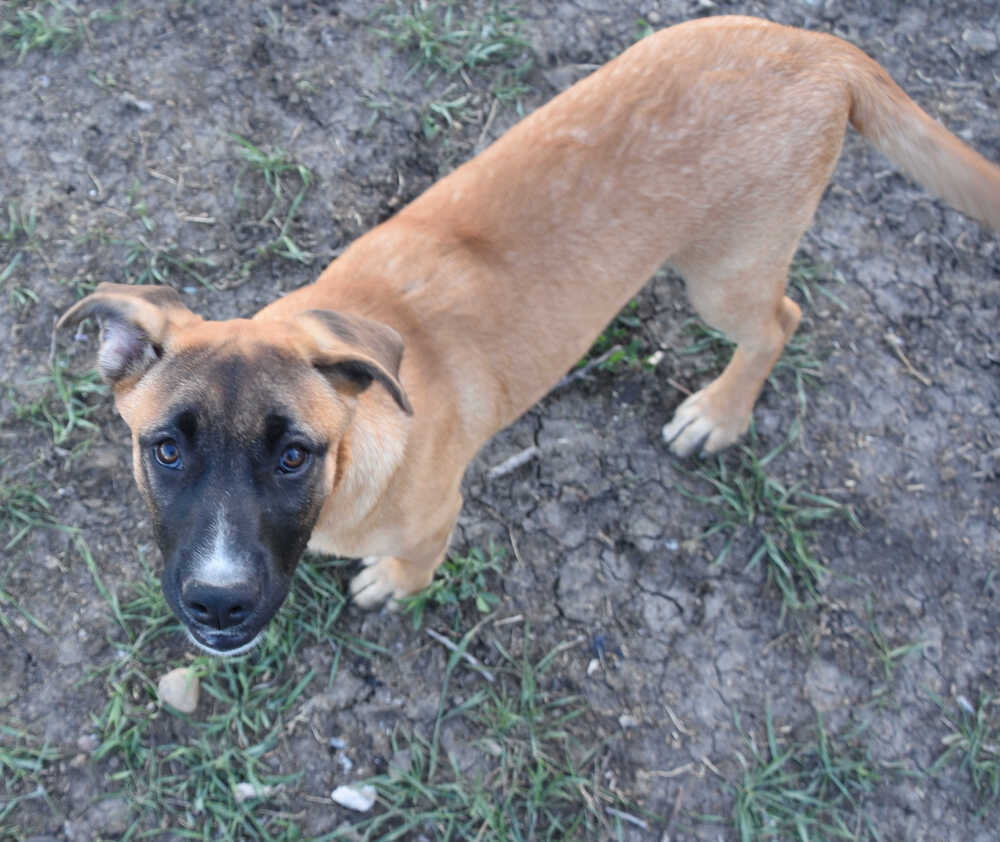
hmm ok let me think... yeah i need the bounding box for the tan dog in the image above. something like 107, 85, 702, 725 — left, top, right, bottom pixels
60, 17, 1000, 655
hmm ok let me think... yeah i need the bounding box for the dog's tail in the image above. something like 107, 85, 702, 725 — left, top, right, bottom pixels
842, 45, 1000, 231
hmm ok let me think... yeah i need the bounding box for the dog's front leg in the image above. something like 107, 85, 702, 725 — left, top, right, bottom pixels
348, 495, 461, 609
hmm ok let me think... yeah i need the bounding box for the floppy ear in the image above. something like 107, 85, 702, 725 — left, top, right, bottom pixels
301, 310, 413, 415
57, 283, 202, 389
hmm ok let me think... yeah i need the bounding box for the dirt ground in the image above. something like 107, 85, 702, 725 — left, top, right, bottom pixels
1, 0, 998, 840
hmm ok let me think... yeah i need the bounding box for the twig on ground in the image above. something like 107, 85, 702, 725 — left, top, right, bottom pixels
426, 627, 495, 682
487, 445, 540, 479
605, 806, 648, 829
885, 331, 932, 386
668, 377, 693, 396
553, 345, 623, 392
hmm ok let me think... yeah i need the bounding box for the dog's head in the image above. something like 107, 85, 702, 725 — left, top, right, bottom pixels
59, 283, 412, 655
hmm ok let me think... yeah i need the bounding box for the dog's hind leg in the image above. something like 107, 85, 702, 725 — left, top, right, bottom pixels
662, 246, 803, 456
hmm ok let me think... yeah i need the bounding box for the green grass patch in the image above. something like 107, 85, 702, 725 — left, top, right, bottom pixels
0, 0, 121, 62
0, 722, 61, 837
400, 543, 504, 630
83, 544, 379, 838
863, 597, 926, 687
8, 357, 105, 451
230, 134, 316, 277
1, 202, 40, 308
580, 298, 650, 373
932, 692, 1000, 815
0, 476, 54, 554
122, 238, 218, 288
0, 0, 82, 62
730, 708, 880, 841
678, 440, 861, 613
375, 0, 526, 79
0, 491, 59, 633
788, 256, 849, 313
114, 179, 220, 289
356, 623, 651, 839
371, 0, 534, 138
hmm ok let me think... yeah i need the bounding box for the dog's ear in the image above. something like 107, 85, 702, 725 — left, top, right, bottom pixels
301, 310, 413, 415
57, 283, 202, 388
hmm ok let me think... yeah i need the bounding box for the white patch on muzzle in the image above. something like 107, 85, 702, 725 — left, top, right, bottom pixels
191, 512, 251, 586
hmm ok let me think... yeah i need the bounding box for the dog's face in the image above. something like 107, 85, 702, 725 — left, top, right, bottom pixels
59, 284, 411, 655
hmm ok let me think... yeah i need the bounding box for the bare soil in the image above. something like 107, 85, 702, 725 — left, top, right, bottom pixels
1, 0, 998, 840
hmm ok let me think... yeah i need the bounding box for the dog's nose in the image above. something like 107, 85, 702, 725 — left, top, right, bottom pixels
181, 579, 259, 630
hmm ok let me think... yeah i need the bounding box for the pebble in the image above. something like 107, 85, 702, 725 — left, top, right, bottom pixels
76, 733, 99, 753
331, 783, 377, 812
157, 667, 199, 713
233, 782, 277, 802
962, 28, 998, 55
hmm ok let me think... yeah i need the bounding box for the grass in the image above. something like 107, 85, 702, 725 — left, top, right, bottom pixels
231, 134, 316, 277
582, 299, 650, 372
932, 692, 1000, 814
0, 722, 61, 838
1, 202, 40, 308
0, 0, 121, 62
667, 253, 861, 611
400, 543, 505, 630
788, 257, 849, 313
122, 238, 218, 288
0, 488, 59, 635
81, 545, 380, 839
72, 544, 636, 839
863, 598, 926, 686
0, 0, 82, 62
375, 0, 526, 79
0, 475, 54, 554
677, 439, 861, 613
371, 0, 534, 138
729, 708, 880, 841
8, 358, 105, 451
115, 179, 219, 289
354, 622, 651, 840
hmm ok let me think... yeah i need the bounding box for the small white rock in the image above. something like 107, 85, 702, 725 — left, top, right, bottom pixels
962, 27, 998, 56
233, 782, 277, 803
157, 667, 199, 714
76, 733, 99, 753
331, 783, 377, 812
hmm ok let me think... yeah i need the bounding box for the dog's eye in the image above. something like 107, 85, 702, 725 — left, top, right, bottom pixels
279, 445, 309, 473
154, 439, 182, 469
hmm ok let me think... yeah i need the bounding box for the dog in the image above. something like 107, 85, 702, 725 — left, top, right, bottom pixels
58, 16, 1000, 655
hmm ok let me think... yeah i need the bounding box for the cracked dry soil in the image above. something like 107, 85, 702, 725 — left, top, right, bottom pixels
1, 0, 998, 839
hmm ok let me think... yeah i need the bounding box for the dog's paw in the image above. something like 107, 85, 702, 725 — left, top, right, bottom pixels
349, 556, 431, 609
662, 390, 748, 457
